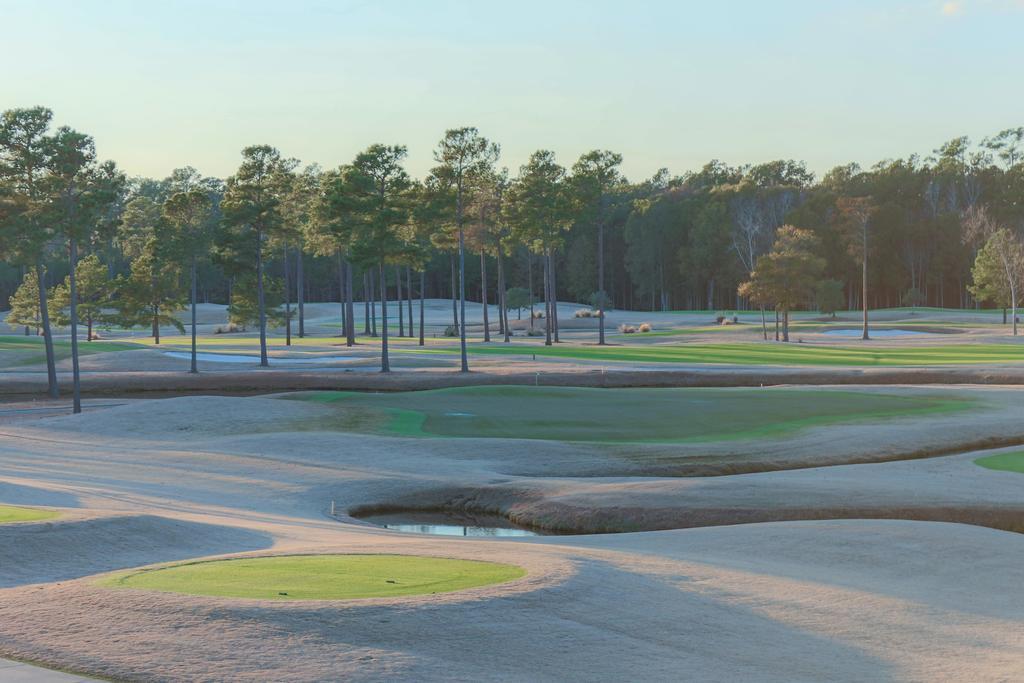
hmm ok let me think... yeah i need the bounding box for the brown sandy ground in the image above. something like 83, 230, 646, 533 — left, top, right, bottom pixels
0, 394, 1022, 680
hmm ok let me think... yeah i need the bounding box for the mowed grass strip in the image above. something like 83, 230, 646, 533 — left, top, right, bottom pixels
406, 341, 1024, 366
0, 335, 140, 369
292, 385, 971, 443
0, 504, 59, 524
975, 451, 1024, 473
100, 555, 525, 600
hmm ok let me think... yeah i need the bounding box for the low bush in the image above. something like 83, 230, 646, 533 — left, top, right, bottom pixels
619, 324, 637, 334
214, 322, 242, 334
443, 325, 459, 337
638, 322, 652, 332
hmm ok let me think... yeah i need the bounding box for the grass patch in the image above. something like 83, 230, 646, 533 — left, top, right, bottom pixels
0, 335, 140, 369
0, 504, 59, 524
405, 341, 1024, 367
975, 451, 1024, 473
289, 385, 971, 443
99, 554, 525, 600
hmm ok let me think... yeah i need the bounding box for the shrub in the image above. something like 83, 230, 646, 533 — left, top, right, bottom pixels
638, 322, 652, 333
443, 325, 459, 337
902, 287, 925, 307
715, 315, 725, 324
619, 323, 637, 334
526, 328, 544, 336
214, 322, 242, 334
574, 308, 593, 318
589, 290, 613, 312
532, 310, 545, 319
816, 279, 845, 317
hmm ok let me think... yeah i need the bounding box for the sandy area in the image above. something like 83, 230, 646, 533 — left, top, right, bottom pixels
0, 393, 1022, 680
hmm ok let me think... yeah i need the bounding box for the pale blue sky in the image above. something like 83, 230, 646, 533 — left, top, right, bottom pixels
3, 0, 1022, 181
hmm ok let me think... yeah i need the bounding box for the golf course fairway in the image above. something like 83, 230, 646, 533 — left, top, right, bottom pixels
0, 504, 59, 524
409, 341, 1024, 366
974, 451, 1024, 473
99, 555, 526, 600
292, 385, 970, 443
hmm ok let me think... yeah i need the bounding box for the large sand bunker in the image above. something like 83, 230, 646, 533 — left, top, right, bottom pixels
0, 391, 1022, 680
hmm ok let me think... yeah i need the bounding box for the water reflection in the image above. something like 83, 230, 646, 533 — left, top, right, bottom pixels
356, 511, 547, 537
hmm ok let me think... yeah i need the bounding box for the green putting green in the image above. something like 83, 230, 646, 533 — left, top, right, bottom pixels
974, 451, 1024, 473
0, 504, 59, 524
406, 341, 1024, 367
291, 385, 971, 443
100, 554, 525, 600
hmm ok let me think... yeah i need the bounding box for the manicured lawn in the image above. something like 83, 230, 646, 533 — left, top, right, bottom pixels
291, 385, 971, 443
407, 341, 1024, 367
0, 504, 59, 524
0, 335, 140, 369
974, 451, 1024, 473
139, 334, 445, 351
100, 554, 525, 600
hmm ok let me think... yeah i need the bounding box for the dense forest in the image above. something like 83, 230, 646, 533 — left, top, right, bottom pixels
2, 106, 1023, 336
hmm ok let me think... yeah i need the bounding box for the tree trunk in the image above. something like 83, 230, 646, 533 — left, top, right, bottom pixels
543, 249, 553, 346
35, 261, 58, 398
363, 270, 371, 335
549, 250, 560, 342
337, 252, 346, 340
370, 267, 377, 337
760, 305, 768, 341
419, 270, 425, 347
378, 262, 390, 372
190, 254, 198, 374
283, 244, 292, 347
782, 308, 790, 342
69, 237, 82, 414
256, 229, 268, 366
598, 221, 606, 345
396, 266, 404, 337
497, 249, 510, 343
458, 226, 469, 372
528, 253, 535, 330
296, 242, 305, 338
481, 251, 490, 342
406, 266, 413, 340
861, 226, 870, 340
345, 258, 355, 347
154, 302, 161, 345
1013, 284, 1018, 337
450, 252, 459, 328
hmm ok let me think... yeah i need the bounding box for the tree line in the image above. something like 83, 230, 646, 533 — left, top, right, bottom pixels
2, 106, 1023, 407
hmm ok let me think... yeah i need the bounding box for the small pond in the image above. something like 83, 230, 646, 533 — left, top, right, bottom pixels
821, 328, 938, 338
163, 351, 356, 364
355, 511, 550, 537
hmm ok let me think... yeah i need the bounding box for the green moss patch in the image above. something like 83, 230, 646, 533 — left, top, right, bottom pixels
975, 451, 1024, 473
0, 504, 59, 524
288, 385, 971, 443
99, 554, 525, 600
